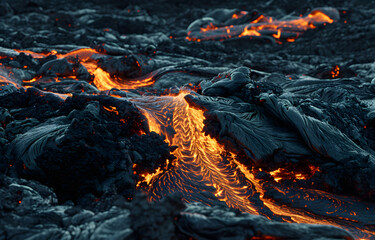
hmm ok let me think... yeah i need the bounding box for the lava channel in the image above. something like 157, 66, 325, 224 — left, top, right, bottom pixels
130, 90, 375, 240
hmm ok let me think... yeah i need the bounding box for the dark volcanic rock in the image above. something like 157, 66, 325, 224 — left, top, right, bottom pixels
0, 0, 374, 239
1, 89, 172, 204
188, 67, 375, 201
6, 101, 135, 203
178, 203, 353, 240
0, 177, 353, 240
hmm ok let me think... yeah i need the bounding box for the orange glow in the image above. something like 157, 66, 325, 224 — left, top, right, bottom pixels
272, 29, 281, 39
187, 8, 338, 42
82, 62, 156, 91
232, 11, 248, 19
132, 92, 374, 239
15, 48, 99, 60
234, 160, 375, 239
0, 75, 21, 88
232, 13, 239, 19
109, 94, 123, 98
1, 33, 372, 239
269, 165, 319, 183
136, 167, 163, 187
200, 22, 218, 32
239, 27, 261, 37
39, 92, 72, 101
103, 106, 119, 115
331, 65, 340, 78
144, 167, 162, 184
23, 77, 39, 83
12, 48, 158, 90
251, 15, 267, 24
135, 91, 258, 213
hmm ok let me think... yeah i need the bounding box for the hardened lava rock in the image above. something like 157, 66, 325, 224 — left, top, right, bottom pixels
0, 0, 374, 239
0, 177, 354, 240
189, 67, 375, 201
0, 85, 172, 204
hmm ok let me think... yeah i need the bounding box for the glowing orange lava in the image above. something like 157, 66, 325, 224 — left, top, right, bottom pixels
134, 91, 258, 213
14, 48, 157, 90
131, 91, 375, 239
269, 165, 320, 182
232, 11, 248, 19
186, 8, 339, 42
2, 44, 374, 239
103, 106, 119, 115
331, 65, 340, 78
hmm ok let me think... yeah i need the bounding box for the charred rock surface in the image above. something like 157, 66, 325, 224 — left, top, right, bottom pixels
0, 85, 173, 204
0, 175, 353, 240
0, 0, 374, 239
188, 66, 375, 201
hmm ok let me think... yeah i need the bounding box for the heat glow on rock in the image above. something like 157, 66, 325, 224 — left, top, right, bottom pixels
3, 33, 374, 239
186, 8, 339, 43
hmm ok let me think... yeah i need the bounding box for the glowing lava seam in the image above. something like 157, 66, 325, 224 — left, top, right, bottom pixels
186, 8, 339, 43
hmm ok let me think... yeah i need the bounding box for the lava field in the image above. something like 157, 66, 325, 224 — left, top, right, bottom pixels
0, 0, 375, 239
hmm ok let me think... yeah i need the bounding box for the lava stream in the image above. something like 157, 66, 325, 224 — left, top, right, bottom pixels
131, 91, 375, 240
15, 48, 157, 90
187, 8, 339, 42
133, 92, 259, 214
4, 47, 374, 239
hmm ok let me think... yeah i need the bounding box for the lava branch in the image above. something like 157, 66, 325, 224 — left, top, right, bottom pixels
131, 91, 375, 239
186, 8, 339, 43
132, 91, 259, 213
13, 48, 158, 90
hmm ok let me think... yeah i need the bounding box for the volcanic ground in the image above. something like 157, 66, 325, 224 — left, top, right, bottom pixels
0, 0, 375, 239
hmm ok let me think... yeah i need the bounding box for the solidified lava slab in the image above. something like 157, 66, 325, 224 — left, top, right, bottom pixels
0, 0, 375, 239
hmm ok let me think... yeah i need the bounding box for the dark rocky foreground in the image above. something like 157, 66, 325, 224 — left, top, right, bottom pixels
0, 176, 353, 240
0, 0, 375, 239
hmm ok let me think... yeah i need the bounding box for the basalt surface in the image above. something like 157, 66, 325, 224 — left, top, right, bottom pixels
0, 0, 374, 239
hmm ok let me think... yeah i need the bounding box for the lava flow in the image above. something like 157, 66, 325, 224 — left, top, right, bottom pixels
1, 46, 374, 239
186, 8, 339, 42
1, 0, 375, 239
130, 91, 375, 240
15, 48, 157, 90
132, 91, 259, 214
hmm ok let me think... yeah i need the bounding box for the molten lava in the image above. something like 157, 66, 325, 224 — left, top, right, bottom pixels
269, 165, 320, 183
186, 8, 339, 43
232, 11, 248, 20
133, 91, 259, 213
103, 106, 119, 115
331, 65, 340, 78
15, 48, 157, 90
1, 44, 374, 239
130, 91, 375, 239
80, 62, 156, 91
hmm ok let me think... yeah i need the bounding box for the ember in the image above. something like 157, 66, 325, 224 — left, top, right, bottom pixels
269, 165, 320, 182
103, 105, 119, 115
0, 0, 374, 240
331, 65, 340, 78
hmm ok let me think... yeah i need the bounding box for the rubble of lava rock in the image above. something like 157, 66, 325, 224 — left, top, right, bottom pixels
0, 0, 375, 239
